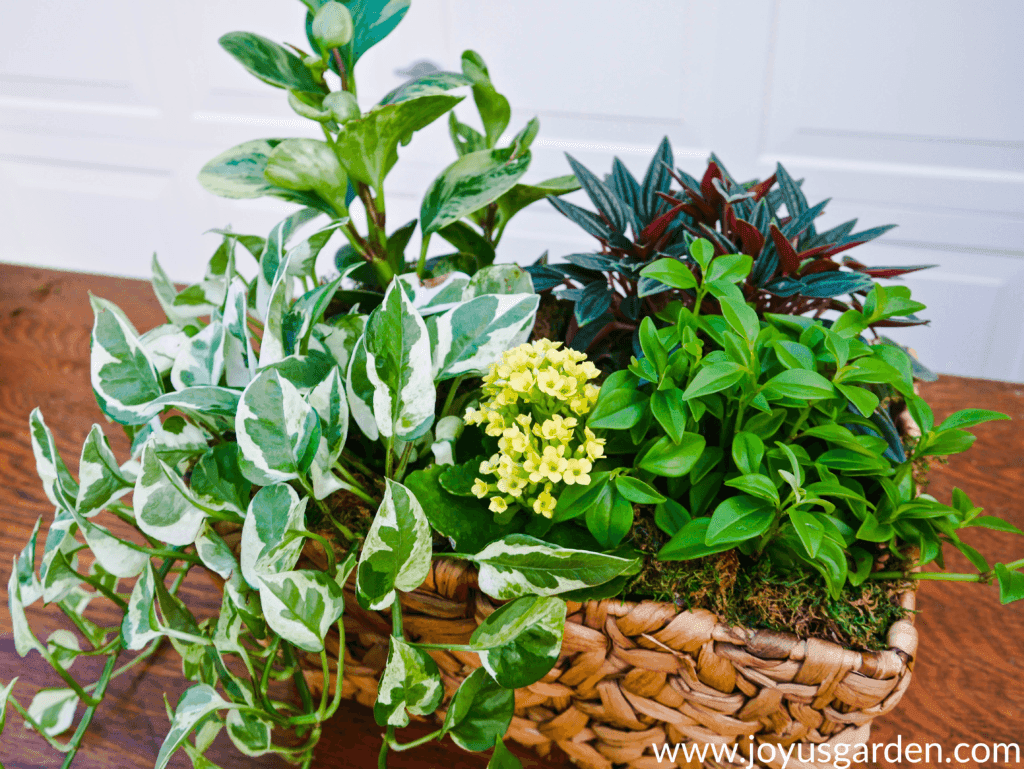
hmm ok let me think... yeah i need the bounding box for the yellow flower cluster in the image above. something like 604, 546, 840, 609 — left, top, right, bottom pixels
464, 340, 605, 519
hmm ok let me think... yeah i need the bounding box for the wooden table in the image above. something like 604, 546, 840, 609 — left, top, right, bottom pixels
0, 265, 1020, 769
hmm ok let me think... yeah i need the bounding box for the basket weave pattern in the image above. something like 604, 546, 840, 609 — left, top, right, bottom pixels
305, 558, 918, 769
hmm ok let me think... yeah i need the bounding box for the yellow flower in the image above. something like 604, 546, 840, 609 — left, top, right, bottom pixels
523, 451, 545, 483
497, 473, 528, 497
539, 445, 568, 483
471, 479, 490, 498
536, 366, 563, 397
533, 491, 557, 519
563, 457, 592, 485
509, 369, 535, 393
498, 426, 529, 455
489, 497, 508, 514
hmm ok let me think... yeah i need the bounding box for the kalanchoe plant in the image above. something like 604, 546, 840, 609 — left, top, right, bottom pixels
531, 137, 933, 370
199, 0, 577, 291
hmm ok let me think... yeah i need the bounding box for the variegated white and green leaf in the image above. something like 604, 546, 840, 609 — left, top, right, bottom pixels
67, 506, 148, 579
258, 248, 297, 367
345, 333, 379, 441
133, 386, 240, 425
169, 237, 235, 319
363, 280, 435, 439
356, 478, 431, 610
440, 667, 514, 753
429, 415, 464, 466
143, 416, 211, 466
429, 293, 539, 381
226, 708, 272, 757
8, 564, 42, 656
189, 443, 251, 516
471, 534, 642, 600
26, 688, 79, 737
39, 510, 82, 604
222, 277, 258, 388
240, 484, 308, 589
462, 264, 534, 299
140, 323, 192, 376
285, 221, 345, 279
473, 596, 565, 689
306, 367, 349, 499
151, 254, 193, 327
285, 276, 344, 357
122, 562, 209, 652
76, 425, 132, 517
256, 209, 322, 320
29, 408, 78, 511
0, 676, 17, 735
90, 295, 165, 424
15, 517, 43, 606
46, 629, 81, 672
398, 271, 470, 315
155, 685, 234, 769
314, 315, 365, 373
171, 321, 226, 391
235, 368, 321, 485
134, 444, 214, 546
374, 636, 443, 728
257, 570, 345, 653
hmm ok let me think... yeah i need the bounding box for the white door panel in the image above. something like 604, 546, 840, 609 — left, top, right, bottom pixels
0, 0, 1020, 379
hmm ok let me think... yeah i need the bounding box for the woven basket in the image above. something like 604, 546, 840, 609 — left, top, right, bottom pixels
295, 552, 917, 769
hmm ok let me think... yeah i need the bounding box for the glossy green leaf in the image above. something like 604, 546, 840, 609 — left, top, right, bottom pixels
585, 488, 632, 548
219, 31, 320, 91
639, 259, 697, 292
682, 362, 745, 400
497, 175, 579, 223
462, 50, 510, 147
995, 564, 1024, 604
334, 93, 462, 190
761, 369, 834, 401
441, 668, 514, 753
706, 496, 775, 546
937, 409, 1010, 432
658, 517, 734, 561
724, 474, 779, 506
638, 434, 706, 477
589, 389, 648, 430
650, 387, 687, 443
265, 139, 349, 215
421, 147, 531, 237
614, 476, 666, 504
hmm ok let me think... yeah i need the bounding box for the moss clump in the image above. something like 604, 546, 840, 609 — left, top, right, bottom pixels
628, 512, 913, 652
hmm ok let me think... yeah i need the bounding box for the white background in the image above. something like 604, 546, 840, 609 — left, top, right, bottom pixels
0, 1, 1022, 380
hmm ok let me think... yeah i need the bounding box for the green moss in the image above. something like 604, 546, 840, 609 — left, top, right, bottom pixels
627, 515, 913, 652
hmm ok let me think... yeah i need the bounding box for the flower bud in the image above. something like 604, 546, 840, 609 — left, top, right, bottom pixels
312, 2, 354, 50
322, 91, 360, 123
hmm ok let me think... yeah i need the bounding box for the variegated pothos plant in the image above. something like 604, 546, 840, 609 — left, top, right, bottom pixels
2, 210, 641, 769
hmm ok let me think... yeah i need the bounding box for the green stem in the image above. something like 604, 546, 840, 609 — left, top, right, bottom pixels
387, 728, 444, 752
303, 531, 337, 575
868, 570, 986, 582
393, 442, 414, 484
82, 639, 162, 693
385, 436, 395, 479
75, 571, 127, 612
441, 375, 467, 419
332, 463, 378, 506
379, 600, 404, 769
324, 619, 346, 720
258, 636, 283, 719
340, 452, 377, 479
10, 699, 72, 753
417, 235, 431, 280
59, 651, 119, 769
1004, 558, 1024, 571
285, 643, 315, 715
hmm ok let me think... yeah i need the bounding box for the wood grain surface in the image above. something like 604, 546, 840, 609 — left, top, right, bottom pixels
0, 264, 1020, 769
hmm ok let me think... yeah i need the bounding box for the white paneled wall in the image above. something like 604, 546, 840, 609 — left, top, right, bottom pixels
1, 1, 1022, 379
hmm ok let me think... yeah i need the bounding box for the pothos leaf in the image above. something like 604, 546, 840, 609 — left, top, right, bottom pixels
155, 685, 234, 769
356, 479, 432, 610
258, 570, 345, 653
473, 595, 565, 689
374, 636, 443, 727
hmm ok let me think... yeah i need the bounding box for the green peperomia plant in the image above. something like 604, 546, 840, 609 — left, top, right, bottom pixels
0, 214, 641, 768
199, 0, 578, 290
579, 238, 1024, 602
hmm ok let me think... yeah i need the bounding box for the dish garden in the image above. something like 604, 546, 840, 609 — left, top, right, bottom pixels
2, 2, 1022, 768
